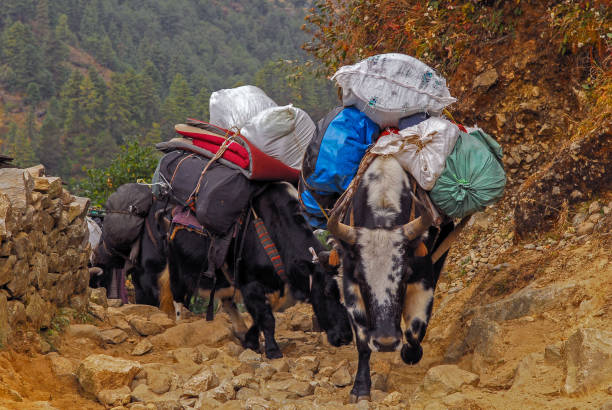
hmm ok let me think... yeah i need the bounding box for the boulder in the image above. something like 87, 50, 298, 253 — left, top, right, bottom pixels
422, 365, 479, 398
150, 319, 232, 348
66, 324, 101, 342
89, 288, 108, 309
76, 354, 142, 397
0, 168, 33, 214
0, 292, 10, 345
47, 353, 76, 377
238, 349, 262, 365
25, 293, 52, 330
100, 329, 128, 344
129, 317, 164, 336
207, 380, 236, 402
97, 386, 131, 407
563, 328, 612, 396
0, 255, 17, 287
117, 304, 162, 318
330, 365, 352, 387
266, 379, 314, 397
445, 316, 503, 365
146, 369, 173, 394
473, 68, 498, 90
132, 339, 154, 356
470, 283, 575, 322
183, 366, 219, 396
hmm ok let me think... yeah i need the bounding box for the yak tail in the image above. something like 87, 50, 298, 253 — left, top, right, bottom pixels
158, 263, 175, 318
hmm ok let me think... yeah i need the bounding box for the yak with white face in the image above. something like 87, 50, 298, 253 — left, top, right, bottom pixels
328, 156, 454, 402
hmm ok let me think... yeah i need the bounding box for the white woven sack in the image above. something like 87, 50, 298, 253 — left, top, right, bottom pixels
371, 117, 460, 190
209, 85, 277, 130
241, 105, 316, 169
332, 53, 457, 128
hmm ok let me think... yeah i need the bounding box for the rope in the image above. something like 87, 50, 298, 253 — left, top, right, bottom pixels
188, 127, 239, 204
329, 150, 378, 224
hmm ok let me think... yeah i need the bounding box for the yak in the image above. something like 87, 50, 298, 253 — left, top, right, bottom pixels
326, 155, 455, 402
92, 182, 353, 357
167, 182, 353, 358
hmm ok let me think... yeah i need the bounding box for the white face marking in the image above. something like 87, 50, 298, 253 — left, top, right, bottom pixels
358, 228, 404, 307
403, 282, 433, 333
365, 157, 408, 225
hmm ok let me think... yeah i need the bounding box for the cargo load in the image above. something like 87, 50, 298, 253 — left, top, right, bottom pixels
162, 119, 300, 183
156, 150, 262, 235
102, 183, 153, 252
241, 104, 316, 169
299, 106, 380, 228
371, 116, 460, 190
429, 127, 506, 218
332, 53, 456, 128
209, 85, 276, 130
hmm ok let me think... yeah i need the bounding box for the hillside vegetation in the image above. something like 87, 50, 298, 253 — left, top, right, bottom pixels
0, 0, 335, 196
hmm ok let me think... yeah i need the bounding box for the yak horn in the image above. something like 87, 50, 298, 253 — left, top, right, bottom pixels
89, 267, 103, 276
327, 216, 357, 245
401, 210, 433, 241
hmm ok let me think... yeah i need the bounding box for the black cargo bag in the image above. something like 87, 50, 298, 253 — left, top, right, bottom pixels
103, 183, 153, 251
158, 150, 261, 235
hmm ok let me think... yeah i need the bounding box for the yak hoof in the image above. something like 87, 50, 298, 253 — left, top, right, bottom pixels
349, 394, 371, 403
401, 343, 423, 365
265, 348, 283, 359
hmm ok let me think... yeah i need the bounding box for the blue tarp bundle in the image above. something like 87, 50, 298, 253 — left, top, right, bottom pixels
300, 107, 380, 228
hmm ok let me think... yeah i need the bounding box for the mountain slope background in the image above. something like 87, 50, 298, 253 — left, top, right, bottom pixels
0, 0, 336, 193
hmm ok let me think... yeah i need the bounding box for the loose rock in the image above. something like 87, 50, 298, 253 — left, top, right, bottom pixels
422, 365, 479, 398
563, 328, 612, 395
77, 354, 142, 397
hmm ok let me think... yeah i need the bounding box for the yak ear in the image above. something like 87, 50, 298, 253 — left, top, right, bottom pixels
317, 249, 341, 270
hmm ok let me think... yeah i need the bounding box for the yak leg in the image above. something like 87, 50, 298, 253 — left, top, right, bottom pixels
401, 280, 433, 364
241, 281, 282, 359
158, 263, 176, 318
221, 297, 248, 342
350, 338, 372, 402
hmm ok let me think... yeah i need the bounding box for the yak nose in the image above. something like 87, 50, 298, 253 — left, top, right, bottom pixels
372, 335, 401, 352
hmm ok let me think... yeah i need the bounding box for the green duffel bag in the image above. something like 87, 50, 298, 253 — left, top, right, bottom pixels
429, 128, 506, 219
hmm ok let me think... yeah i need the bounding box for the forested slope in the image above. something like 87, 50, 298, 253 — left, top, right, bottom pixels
0, 0, 335, 191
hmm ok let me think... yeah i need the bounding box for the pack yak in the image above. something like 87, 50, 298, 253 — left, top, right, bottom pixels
168, 182, 353, 358
91, 182, 353, 358
327, 155, 455, 402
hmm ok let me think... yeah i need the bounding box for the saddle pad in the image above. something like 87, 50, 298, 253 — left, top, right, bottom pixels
172, 207, 205, 232
174, 120, 300, 183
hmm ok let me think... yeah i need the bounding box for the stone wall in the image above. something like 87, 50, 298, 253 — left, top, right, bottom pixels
0, 165, 90, 345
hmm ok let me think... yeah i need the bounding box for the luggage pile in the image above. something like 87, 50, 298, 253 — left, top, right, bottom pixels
153, 85, 318, 235
157, 85, 316, 184
300, 53, 506, 228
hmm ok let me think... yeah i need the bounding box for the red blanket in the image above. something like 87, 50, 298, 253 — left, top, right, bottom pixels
174, 120, 300, 183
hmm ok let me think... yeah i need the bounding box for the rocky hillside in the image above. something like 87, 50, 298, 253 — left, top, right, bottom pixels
0, 193, 610, 409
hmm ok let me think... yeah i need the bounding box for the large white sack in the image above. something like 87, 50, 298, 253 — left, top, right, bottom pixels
371, 117, 459, 190
241, 105, 316, 169
332, 53, 457, 128
209, 85, 277, 130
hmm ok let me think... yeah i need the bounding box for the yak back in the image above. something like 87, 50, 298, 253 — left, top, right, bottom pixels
103, 183, 153, 252
158, 150, 263, 235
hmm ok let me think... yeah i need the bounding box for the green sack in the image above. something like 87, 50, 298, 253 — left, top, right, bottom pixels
430, 128, 506, 219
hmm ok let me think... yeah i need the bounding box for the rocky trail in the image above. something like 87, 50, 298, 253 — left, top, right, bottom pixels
0, 192, 610, 410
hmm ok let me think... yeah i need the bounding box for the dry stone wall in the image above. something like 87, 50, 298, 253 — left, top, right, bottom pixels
0, 165, 90, 345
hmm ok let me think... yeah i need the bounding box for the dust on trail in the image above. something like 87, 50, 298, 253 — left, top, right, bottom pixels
1, 196, 611, 409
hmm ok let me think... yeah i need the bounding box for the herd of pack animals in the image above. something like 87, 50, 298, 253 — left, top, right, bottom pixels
89, 54, 499, 403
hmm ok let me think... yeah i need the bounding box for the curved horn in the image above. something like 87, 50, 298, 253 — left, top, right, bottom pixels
327, 214, 357, 245
89, 266, 103, 276
401, 196, 433, 240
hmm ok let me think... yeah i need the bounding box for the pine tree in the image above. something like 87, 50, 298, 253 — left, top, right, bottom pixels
0, 21, 44, 92
55, 14, 76, 45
